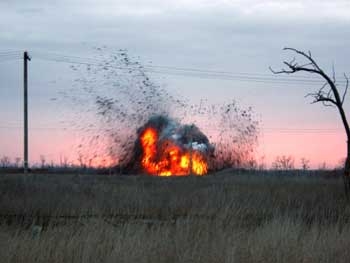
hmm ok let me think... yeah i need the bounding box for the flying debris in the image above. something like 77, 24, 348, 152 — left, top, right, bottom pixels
63, 48, 259, 171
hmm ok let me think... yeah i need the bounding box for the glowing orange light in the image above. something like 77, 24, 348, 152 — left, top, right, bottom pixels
140, 127, 208, 176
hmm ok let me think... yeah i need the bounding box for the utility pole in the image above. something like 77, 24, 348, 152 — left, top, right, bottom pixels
23, 51, 31, 174
189, 125, 193, 176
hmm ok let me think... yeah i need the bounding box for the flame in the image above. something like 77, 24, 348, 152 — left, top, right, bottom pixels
140, 127, 208, 176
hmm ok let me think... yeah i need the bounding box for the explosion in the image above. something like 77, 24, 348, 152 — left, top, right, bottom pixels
133, 115, 213, 176
66, 48, 259, 172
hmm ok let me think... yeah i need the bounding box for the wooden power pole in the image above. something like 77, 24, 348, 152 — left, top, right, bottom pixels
23, 51, 31, 174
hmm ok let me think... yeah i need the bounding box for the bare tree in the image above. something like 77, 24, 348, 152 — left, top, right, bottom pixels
272, 155, 295, 170
300, 157, 310, 171
318, 161, 328, 170
258, 155, 266, 170
0, 156, 11, 168
77, 154, 85, 168
271, 47, 350, 194
60, 155, 69, 168
40, 155, 46, 168
14, 157, 21, 168
336, 158, 346, 170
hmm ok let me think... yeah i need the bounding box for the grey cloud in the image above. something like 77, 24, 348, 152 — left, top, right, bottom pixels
1, 0, 350, 72
16, 7, 45, 14
1, 0, 350, 165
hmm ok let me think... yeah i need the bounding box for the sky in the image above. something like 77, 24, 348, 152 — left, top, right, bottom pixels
1, 0, 350, 168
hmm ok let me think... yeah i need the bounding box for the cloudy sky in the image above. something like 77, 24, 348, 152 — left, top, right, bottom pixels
1, 0, 350, 168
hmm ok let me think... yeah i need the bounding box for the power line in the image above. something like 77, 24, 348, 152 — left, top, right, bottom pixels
0, 51, 22, 58
0, 51, 21, 56
0, 54, 21, 58
141, 68, 327, 85
0, 125, 344, 134
31, 51, 101, 62
4, 50, 349, 85
0, 54, 21, 57
32, 56, 332, 86
0, 52, 22, 62
0, 121, 342, 131
35, 51, 347, 80
0, 49, 22, 52
31, 51, 349, 85
0, 57, 21, 63
142, 64, 325, 81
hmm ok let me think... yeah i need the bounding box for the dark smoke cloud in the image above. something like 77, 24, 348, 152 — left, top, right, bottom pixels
61, 47, 259, 170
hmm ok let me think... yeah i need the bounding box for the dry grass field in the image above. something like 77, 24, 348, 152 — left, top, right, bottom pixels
1, 170, 350, 262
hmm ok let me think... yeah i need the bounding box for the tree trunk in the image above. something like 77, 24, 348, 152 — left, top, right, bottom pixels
339, 104, 350, 198
344, 140, 350, 198
271, 47, 350, 198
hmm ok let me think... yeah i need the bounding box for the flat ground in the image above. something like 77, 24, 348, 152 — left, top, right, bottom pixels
0, 171, 350, 263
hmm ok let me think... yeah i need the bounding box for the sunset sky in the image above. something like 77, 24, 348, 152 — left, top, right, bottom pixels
1, 0, 350, 168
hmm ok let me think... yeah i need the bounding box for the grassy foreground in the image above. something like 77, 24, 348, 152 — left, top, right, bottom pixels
1, 171, 350, 263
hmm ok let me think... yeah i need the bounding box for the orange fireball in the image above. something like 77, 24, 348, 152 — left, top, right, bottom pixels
140, 127, 208, 176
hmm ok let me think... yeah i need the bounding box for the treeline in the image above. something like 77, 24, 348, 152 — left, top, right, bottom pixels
0, 154, 344, 176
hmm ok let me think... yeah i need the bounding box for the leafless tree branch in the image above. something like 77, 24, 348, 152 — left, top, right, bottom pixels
332, 63, 336, 84
320, 82, 328, 93
299, 62, 313, 68
283, 47, 322, 71
270, 47, 344, 109
271, 47, 350, 197
305, 92, 337, 107
342, 73, 349, 105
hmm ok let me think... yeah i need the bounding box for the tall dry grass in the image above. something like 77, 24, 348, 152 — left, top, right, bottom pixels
0, 171, 350, 262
